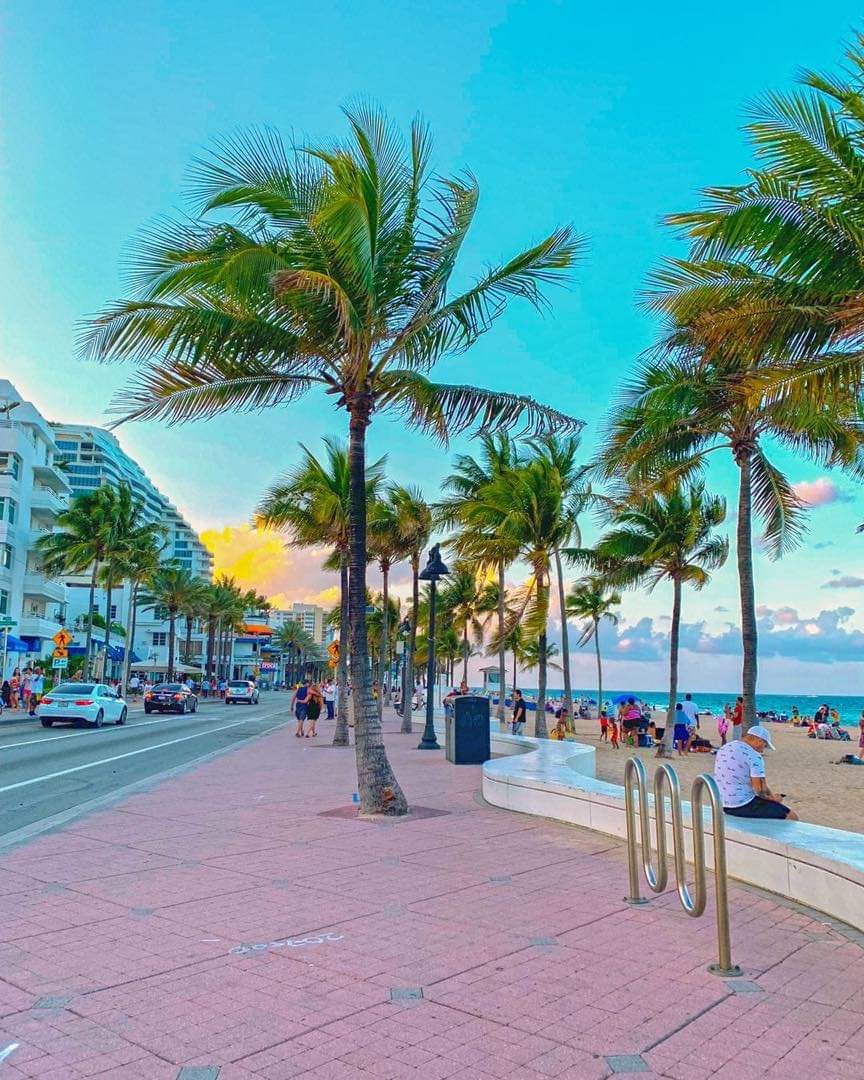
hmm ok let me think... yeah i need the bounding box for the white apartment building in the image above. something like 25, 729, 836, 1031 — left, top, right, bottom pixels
0, 381, 71, 678
50, 423, 213, 676
270, 603, 327, 645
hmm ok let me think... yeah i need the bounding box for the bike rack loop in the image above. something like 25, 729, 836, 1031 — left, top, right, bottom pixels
623, 756, 742, 977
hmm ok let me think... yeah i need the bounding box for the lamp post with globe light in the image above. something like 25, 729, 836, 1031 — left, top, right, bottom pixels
418, 545, 449, 750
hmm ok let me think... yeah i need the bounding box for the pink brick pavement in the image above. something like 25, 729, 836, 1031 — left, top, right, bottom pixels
1, 711, 864, 1079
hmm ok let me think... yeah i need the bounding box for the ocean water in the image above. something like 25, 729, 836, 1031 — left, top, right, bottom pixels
484, 687, 864, 726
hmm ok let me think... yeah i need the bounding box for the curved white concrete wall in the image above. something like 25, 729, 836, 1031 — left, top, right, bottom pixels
482, 731, 864, 933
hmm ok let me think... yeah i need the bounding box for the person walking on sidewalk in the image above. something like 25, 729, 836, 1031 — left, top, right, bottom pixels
306, 682, 322, 737
292, 680, 310, 737
28, 668, 44, 716
511, 689, 527, 736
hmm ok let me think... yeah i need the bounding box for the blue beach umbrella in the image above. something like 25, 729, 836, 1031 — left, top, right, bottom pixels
611, 692, 641, 705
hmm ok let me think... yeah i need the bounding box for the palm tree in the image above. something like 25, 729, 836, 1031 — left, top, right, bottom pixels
145, 565, 205, 680
601, 349, 863, 731
275, 620, 317, 684
566, 578, 621, 723
583, 485, 728, 755
257, 439, 384, 747
368, 492, 410, 716
531, 433, 591, 723
84, 109, 582, 814
37, 486, 124, 678
438, 434, 523, 723
518, 638, 562, 675
114, 530, 165, 695
388, 485, 432, 734
438, 562, 495, 685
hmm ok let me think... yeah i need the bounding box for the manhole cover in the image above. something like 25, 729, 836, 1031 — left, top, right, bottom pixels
390, 987, 423, 1001
34, 996, 71, 1010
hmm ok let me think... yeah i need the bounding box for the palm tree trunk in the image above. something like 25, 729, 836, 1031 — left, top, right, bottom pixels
379, 563, 390, 718
121, 580, 138, 697
554, 549, 572, 725
104, 581, 113, 682
512, 649, 517, 698
496, 561, 506, 722
184, 615, 193, 667
400, 554, 419, 734
594, 617, 603, 724
83, 562, 98, 679
462, 624, 469, 683
333, 553, 351, 746
658, 575, 682, 758
206, 617, 215, 678
168, 613, 176, 681
347, 399, 407, 815
737, 455, 757, 732
535, 574, 548, 739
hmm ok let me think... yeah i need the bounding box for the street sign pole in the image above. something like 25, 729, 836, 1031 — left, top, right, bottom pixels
1, 626, 8, 681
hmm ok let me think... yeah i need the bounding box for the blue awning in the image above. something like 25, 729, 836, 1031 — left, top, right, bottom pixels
66, 639, 134, 662
3, 634, 29, 653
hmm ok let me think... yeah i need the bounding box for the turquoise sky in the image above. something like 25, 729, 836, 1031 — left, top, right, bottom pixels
2, 1, 862, 694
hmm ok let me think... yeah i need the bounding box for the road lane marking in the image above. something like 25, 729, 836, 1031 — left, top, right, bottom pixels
0, 702, 282, 752
0, 717, 280, 794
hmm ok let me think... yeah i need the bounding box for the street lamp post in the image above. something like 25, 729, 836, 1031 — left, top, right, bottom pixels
417, 544, 449, 750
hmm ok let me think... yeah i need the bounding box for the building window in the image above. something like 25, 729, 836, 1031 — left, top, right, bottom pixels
152, 632, 167, 646
153, 605, 168, 621
0, 497, 16, 524
0, 453, 21, 480
1, 544, 12, 570
110, 605, 117, 620
0, 588, 7, 615
55, 440, 79, 450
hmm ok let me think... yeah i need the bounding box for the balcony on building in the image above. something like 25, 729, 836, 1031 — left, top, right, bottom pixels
23, 562, 66, 604
32, 460, 72, 495
20, 606, 63, 641
30, 485, 67, 520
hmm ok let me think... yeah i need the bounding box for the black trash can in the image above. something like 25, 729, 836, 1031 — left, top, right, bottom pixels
445, 695, 491, 764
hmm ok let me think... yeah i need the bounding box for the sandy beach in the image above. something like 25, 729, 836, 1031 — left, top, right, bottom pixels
522, 710, 864, 833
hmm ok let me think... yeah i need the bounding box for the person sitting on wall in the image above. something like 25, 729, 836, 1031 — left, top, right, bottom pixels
714, 725, 797, 820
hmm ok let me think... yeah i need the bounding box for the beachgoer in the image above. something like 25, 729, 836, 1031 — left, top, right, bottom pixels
791, 705, 801, 726
671, 703, 689, 756
459, 679, 469, 695
9, 673, 19, 710
609, 719, 619, 749
714, 724, 797, 820
550, 716, 567, 741
859, 710, 864, 753
716, 710, 729, 746
599, 708, 609, 742
29, 668, 44, 715
129, 673, 141, 698
306, 682, 322, 737
292, 680, 310, 737
511, 690, 527, 736
323, 680, 336, 720
681, 693, 700, 739
622, 698, 641, 745
1, 680, 11, 708
731, 696, 744, 741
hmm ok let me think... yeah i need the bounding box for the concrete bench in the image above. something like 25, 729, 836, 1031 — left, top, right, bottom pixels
482, 730, 864, 932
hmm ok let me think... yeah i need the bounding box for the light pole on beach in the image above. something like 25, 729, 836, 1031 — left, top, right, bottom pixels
418, 544, 449, 750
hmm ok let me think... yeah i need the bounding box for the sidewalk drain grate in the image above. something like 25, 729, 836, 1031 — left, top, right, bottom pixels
381, 856, 401, 865
390, 987, 423, 1001
131, 907, 153, 917
34, 996, 71, 1010
530, 936, 557, 947
727, 979, 763, 993
384, 903, 408, 917
489, 875, 512, 884
177, 1069, 220, 1079
41, 884, 66, 895
605, 1055, 650, 1073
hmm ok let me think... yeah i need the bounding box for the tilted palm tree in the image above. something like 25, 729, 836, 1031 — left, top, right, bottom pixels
145, 565, 206, 680
438, 434, 523, 723
257, 438, 384, 746
566, 578, 621, 724
388, 485, 432, 734
600, 348, 863, 730
83, 108, 582, 814
579, 484, 728, 755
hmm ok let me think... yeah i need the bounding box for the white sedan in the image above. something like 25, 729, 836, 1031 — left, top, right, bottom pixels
38, 682, 128, 728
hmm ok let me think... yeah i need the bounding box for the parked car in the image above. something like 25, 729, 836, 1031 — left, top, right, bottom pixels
38, 683, 128, 728
144, 682, 199, 714
225, 679, 259, 705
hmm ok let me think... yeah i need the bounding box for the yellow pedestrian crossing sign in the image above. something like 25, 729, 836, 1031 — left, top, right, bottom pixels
52, 629, 73, 647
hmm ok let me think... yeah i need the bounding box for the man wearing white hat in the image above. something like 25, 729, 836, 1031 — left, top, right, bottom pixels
713, 725, 797, 820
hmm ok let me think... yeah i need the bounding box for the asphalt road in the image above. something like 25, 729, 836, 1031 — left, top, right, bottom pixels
0, 694, 293, 841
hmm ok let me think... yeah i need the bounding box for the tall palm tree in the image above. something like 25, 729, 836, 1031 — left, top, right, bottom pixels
566, 578, 621, 723
601, 349, 863, 730
519, 639, 562, 676
37, 486, 124, 678
438, 562, 496, 685
145, 565, 205, 680
368, 492, 410, 716
84, 109, 582, 814
275, 620, 317, 684
257, 439, 384, 746
388, 485, 432, 734
581, 485, 728, 755
531, 433, 591, 723
438, 434, 523, 723
113, 530, 165, 695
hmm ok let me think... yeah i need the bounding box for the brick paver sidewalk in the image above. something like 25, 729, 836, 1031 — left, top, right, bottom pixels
1, 712, 863, 1079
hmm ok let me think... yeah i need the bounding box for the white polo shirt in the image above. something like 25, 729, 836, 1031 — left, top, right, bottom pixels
714, 740, 766, 808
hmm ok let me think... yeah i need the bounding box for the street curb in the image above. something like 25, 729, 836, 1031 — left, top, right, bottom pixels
0, 705, 292, 853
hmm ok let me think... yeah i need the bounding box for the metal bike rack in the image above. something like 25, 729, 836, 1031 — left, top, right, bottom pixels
623, 756, 742, 977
